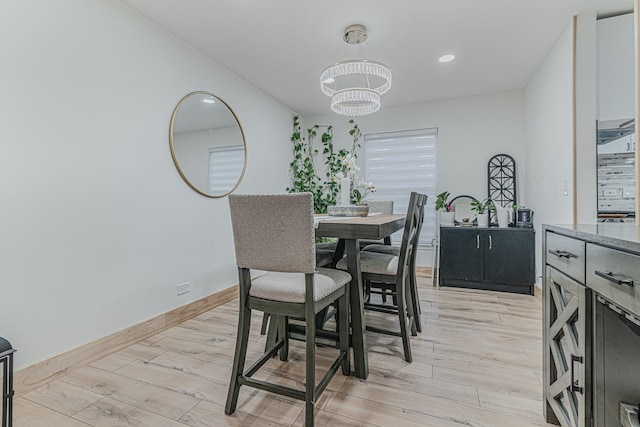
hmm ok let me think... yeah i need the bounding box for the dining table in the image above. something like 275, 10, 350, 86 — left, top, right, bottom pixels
315, 212, 406, 379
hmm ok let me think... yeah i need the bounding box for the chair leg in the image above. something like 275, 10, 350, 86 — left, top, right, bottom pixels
279, 316, 289, 361
260, 312, 270, 335
7, 353, 13, 427
377, 281, 386, 303
396, 278, 412, 363
2, 357, 7, 427
225, 304, 252, 415
410, 263, 423, 333
364, 280, 373, 303
305, 304, 316, 427
265, 313, 279, 353
407, 287, 418, 337
413, 267, 422, 314
338, 288, 351, 376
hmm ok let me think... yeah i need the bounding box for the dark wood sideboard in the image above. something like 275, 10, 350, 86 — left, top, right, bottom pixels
439, 226, 535, 295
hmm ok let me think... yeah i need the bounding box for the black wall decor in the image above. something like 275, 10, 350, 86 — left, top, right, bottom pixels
488, 154, 516, 209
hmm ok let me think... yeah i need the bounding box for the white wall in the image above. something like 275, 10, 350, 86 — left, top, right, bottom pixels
0, 0, 293, 370
525, 21, 575, 283
306, 90, 527, 266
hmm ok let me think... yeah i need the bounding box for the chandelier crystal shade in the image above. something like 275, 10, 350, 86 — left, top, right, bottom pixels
320, 24, 392, 116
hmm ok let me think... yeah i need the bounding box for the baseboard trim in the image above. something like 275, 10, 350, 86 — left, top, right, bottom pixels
416, 266, 438, 287
534, 284, 543, 301
14, 285, 238, 396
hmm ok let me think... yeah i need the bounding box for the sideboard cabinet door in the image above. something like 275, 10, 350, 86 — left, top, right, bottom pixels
484, 229, 535, 285
439, 228, 483, 283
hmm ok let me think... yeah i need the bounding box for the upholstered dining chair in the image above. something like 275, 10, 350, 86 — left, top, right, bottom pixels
337, 192, 426, 362
260, 243, 334, 335
225, 193, 351, 427
363, 194, 427, 335
362, 193, 427, 334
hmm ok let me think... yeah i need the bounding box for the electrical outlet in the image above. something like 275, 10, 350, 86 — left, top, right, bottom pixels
177, 282, 190, 296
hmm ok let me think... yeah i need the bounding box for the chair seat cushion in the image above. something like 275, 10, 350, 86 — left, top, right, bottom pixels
315, 241, 338, 251
336, 251, 398, 276
362, 244, 400, 256
250, 268, 351, 303
359, 239, 386, 249
315, 249, 335, 267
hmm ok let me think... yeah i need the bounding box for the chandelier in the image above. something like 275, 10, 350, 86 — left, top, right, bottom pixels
320, 24, 392, 117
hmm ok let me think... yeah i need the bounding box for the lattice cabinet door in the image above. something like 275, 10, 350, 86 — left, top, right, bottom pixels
544, 267, 591, 427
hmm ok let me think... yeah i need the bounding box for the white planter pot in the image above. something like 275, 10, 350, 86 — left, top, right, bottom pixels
476, 212, 489, 227
440, 211, 456, 225
495, 206, 511, 228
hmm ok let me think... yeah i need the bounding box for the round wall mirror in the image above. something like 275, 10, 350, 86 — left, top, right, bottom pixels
169, 91, 247, 198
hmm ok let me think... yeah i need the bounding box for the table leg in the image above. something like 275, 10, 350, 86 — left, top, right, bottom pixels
345, 238, 368, 379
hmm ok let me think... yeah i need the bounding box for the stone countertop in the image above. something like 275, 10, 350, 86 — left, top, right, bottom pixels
440, 224, 533, 230
543, 223, 640, 255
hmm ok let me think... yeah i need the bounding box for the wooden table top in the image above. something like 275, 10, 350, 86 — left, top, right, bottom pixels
315, 213, 405, 240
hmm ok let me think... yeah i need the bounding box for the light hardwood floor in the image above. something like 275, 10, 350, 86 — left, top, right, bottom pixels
15, 275, 554, 426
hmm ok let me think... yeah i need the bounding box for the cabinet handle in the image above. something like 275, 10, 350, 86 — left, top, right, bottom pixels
488, 235, 492, 250
570, 354, 584, 394
594, 270, 634, 287
476, 234, 480, 249
548, 249, 576, 259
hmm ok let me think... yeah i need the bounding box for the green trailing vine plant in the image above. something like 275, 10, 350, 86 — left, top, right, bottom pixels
287, 116, 363, 213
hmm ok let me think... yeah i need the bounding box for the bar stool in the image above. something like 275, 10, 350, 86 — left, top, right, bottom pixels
0, 337, 15, 427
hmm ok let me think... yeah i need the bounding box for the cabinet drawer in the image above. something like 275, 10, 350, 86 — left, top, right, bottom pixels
586, 243, 640, 317
546, 232, 586, 283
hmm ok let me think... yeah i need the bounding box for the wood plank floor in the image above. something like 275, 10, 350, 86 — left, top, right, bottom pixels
15, 276, 554, 426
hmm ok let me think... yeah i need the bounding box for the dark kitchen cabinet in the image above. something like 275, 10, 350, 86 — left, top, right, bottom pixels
544, 266, 590, 427
439, 227, 535, 295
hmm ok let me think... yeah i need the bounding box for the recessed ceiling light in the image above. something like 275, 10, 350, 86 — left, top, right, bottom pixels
439, 54, 455, 63
202, 98, 215, 104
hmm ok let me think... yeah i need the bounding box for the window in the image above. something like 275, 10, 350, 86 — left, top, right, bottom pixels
208, 145, 245, 194
363, 128, 437, 246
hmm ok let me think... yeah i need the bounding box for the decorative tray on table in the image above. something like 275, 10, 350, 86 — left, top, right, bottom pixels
327, 205, 370, 217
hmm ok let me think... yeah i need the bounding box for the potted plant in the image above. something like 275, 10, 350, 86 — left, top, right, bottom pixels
435, 191, 455, 225
352, 177, 375, 205
470, 197, 494, 227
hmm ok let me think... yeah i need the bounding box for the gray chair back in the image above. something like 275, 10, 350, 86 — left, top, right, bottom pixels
396, 192, 426, 280
412, 193, 427, 249
228, 193, 316, 274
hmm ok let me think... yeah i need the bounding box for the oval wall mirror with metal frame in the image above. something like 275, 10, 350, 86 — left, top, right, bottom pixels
169, 91, 247, 198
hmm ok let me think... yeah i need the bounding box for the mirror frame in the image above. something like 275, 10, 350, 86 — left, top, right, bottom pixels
169, 91, 247, 198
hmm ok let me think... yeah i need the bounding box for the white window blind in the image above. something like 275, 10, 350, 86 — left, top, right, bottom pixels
363, 128, 438, 246
208, 145, 244, 194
